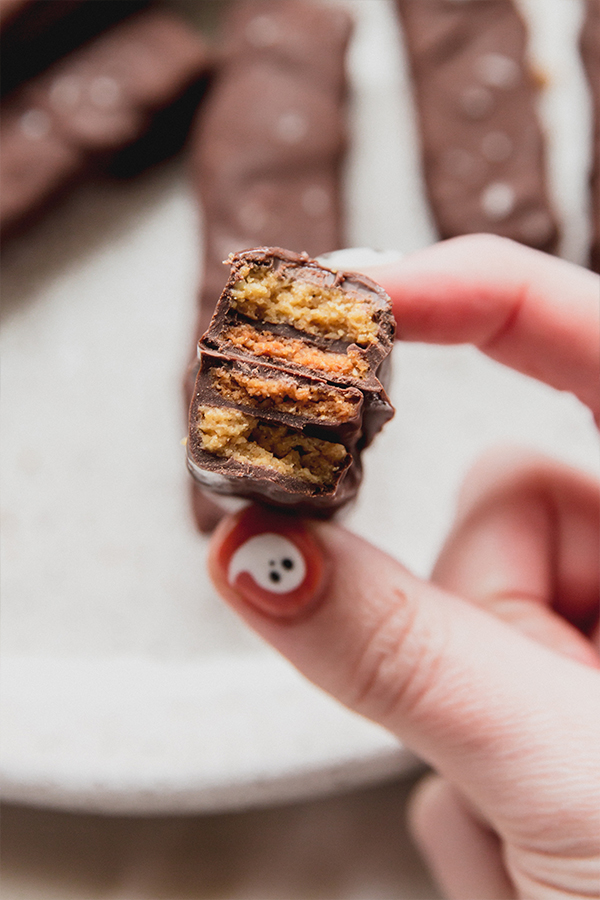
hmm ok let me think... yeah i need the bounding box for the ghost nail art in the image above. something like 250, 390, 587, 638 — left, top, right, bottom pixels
228, 534, 307, 594
215, 506, 326, 618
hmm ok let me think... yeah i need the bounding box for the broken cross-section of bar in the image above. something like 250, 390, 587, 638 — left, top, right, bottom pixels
187, 247, 396, 516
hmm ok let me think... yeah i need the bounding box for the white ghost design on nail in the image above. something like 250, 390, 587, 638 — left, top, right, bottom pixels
228, 533, 307, 594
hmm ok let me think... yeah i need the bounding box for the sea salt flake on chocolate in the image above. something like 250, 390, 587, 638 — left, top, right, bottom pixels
88, 76, 121, 109
19, 109, 51, 140
274, 111, 309, 143
245, 14, 280, 48
481, 181, 516, 220
475, 52, 520, 89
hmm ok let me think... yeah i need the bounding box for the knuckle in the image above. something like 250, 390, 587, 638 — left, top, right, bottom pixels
346, 587, 445, 727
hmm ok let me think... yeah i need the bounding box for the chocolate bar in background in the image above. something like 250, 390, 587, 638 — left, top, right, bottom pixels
186, 0, 353, 531
187, 248, 395, 517
0, 0, 150, 98
0, 0, 32, 30
188, 0, 352, 348
580, 0, 600, 273
0, 6, 212, 238
395, 0, 559, 253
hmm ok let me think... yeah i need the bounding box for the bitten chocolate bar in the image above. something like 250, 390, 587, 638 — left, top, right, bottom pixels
580, 0, 600, 273
0, 6, 211, 236
187, 248, 395, 516
0, 1, 149, 98
395, 0, 559, 252
188, 0, 352, 343
186, 0, 352, 530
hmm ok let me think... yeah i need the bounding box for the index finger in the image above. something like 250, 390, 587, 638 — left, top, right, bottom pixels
366, 235, 600, 419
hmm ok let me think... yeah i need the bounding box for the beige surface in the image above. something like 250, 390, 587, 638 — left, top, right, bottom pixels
1, 0, 596, 853
1, 775, 442, 900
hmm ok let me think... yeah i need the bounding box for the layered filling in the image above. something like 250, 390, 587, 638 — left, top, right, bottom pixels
220, 323, 370, 380
229, 265, 379, 346
209, 366, 359, 421
195, 406, 348, 486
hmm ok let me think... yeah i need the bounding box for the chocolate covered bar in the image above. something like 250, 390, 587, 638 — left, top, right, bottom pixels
1, 6, 211, 237
186, 0, 352, 530
395, 0, 559, 252
187, 248, 395, 516
580, 0, 600, 273
188, 0, 352, 346
0, 1, 149, 98
0, 0, 33, 31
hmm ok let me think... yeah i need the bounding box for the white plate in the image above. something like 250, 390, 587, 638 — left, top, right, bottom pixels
1, 0, 597, 813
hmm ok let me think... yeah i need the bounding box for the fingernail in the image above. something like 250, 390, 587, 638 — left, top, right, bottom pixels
214, 506, 327, 619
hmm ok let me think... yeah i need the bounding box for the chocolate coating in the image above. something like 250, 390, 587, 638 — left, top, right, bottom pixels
580, 0, 600, 273
187, 435, 358, 515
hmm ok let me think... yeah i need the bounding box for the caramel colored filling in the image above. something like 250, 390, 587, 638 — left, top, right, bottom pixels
196, 407, 347, 486
210, 367, 357, 421
230, 265, 378, 345
221, 323, 369, 380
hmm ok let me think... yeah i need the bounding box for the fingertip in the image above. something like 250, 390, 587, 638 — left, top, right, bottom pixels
407, 775, 516, 900
407, 772, 446, 847
433, 450, 600, 667
208, 504, 328, 620
365, 235, 600, 417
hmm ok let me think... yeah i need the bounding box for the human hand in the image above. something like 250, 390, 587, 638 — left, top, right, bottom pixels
207, 235, 600, 900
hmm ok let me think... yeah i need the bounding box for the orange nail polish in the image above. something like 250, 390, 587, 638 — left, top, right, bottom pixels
216, 506, 326, 619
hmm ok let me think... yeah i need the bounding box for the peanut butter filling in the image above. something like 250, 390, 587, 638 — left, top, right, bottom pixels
220, 323, 370, 380
209, 367, 358, 421
196, 406, 347, 486
229, 265, 379, 345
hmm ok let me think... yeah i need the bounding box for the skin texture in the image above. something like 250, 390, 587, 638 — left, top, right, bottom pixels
208, 235, 600, 900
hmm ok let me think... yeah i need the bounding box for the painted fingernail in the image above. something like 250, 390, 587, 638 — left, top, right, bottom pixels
215, 506, 326, 619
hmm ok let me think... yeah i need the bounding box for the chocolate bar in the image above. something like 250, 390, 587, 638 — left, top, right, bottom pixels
0, 1, 149, 98
395, 0, 559, 252
187, 248, 395, 516
580, 0, 600, 273
0, 0, 33, 30
186, 0, 352, 529
188, 0, 352, 348
0, 7, 211, 237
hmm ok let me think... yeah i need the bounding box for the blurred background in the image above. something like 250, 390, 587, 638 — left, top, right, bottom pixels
1, 0, 598, 897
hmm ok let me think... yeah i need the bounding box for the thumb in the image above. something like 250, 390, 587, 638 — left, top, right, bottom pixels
208, 505, 598, 827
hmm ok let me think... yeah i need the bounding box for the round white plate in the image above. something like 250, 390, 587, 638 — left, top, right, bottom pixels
1, 0, 597, 813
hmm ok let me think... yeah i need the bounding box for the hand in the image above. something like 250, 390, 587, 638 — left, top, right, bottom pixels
207, 235, 600, 900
